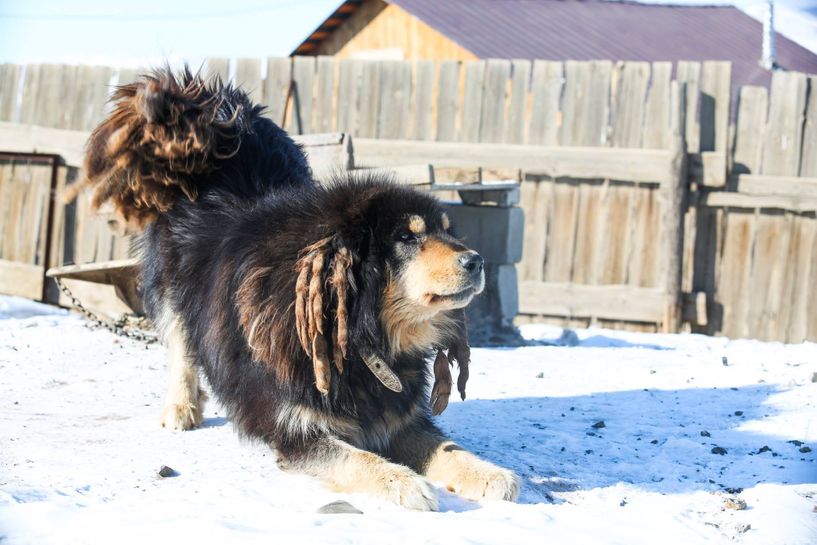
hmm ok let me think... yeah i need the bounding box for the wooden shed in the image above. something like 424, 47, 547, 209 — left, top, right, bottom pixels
293, 0, 817, 91
292, 0, 476, 61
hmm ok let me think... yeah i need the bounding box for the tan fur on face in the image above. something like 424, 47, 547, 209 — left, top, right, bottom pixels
381, 275, 458, 356
380, 234, 478, 355
441, 213, 450, 231
401, 236, 471, 304
408, 214, 426, 235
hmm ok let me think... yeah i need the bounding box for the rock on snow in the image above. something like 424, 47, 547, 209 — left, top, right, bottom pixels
0, 295, 815, 544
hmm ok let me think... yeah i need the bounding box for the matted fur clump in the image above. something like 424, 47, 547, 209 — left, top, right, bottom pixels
72, 67, 256, 228
78, 67, 518, 511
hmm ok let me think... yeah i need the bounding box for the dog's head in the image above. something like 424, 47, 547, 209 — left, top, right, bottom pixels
337, 182, 483, 358
382, 211, 484, 313
238, 179, 481, 395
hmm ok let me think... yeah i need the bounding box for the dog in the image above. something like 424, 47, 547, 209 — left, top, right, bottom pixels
74, 68, 520, 510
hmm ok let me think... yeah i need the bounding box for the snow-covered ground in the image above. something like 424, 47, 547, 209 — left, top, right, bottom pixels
1, 295, 815, 545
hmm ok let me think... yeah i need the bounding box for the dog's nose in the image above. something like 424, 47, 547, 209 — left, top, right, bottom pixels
458, 251, 484, 278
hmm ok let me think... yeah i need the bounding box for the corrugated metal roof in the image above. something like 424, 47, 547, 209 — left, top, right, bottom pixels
388, 0, 817, 87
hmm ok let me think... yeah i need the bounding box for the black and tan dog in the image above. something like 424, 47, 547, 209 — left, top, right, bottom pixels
75, 68, 519, 510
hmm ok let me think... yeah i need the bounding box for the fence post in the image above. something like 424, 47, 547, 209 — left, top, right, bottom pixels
662, 80, 688, 332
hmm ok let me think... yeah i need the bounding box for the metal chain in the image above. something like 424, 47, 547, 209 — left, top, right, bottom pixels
53, 277, 158, 344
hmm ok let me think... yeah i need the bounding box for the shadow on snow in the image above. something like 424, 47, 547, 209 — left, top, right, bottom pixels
434, 385, 815, 505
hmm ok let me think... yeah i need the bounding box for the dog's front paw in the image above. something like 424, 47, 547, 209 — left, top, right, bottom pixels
160, 402, 203, 431
452, 464, 520, 502
160, 387, 207, 431
383, 465, 439, 511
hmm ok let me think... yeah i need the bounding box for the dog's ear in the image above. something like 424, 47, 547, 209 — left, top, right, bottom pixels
431, 310, 471, 415
293, 236, 355, 395
447, 309, 471, 400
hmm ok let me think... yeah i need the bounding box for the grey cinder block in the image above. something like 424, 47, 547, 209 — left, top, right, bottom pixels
465, 264, 521, 345
444, 204, 524, 264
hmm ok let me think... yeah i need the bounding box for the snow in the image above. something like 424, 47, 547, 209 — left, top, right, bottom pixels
1, 294, 815, 544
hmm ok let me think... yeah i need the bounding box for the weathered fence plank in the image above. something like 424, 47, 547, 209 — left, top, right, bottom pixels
643, 62, 672, 149
116, 67, 143, 86
264, 57, 292, 126
560, 60, 611, 146
505, 59, 531, 145
519, 281, 668, 323
786, 216, 817, 342
572, 182, 605, 284
676, 61, 701, 153
334, 59, 358, 134
235, 58, 263, 105
597, 183, 632, 284
543, 182, 580, 282
747, 213, 793, 341
460, 60, 486, 142
353, 139, 673, 183
518, 177, 549, 282
73, 65, 114, 131
435, 60, 460, 142
412, 60, 435, 141
732, 86, 768, 175
205, 58, 229, 82
376, 61, 411, 139
699, 61, 731, 153
479, 59, 510, 143
315, 56, 336, 133
288, 56, 316, 135
799, 75, 817, 177
611, 61, 649, 148
0, 64, 22, 122
717, 210, 757, 339
357, 60, 380, 138
762, 71, 808, 176
528, 60, 562, 146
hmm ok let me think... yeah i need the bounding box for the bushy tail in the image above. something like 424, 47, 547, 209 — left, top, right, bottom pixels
70, 67, 252, 229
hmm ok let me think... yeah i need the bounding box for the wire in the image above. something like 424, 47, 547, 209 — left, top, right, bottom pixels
0, 0, 328, 21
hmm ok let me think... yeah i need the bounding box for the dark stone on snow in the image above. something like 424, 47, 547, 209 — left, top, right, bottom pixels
157, 465, 178, 478
317, 500, 363, 515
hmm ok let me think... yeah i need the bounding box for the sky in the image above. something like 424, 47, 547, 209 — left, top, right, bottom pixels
0, 0, 815, 67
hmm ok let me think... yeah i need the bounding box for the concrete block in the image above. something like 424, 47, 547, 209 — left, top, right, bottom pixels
459, 187, 521, 207
465, 264, 520, 344
444, 204, 524, 264
495, 264, 519, 319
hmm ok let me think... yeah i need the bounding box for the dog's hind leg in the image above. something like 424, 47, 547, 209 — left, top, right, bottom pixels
386, 420, 520, 502
159, 318, 207, 431
276, 435, 438, 511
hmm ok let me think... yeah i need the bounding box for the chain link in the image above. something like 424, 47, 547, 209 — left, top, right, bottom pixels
53, 277, 158, 344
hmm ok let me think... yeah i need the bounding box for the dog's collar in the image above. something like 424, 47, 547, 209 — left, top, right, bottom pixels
361, 352, 403, 393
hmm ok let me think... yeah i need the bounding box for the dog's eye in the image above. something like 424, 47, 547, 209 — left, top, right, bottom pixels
398, 231, 416, 243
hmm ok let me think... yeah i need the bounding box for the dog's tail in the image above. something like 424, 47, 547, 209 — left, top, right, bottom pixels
68, 67, 253, 229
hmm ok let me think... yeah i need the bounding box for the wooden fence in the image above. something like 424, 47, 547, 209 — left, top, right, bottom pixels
0, 57, 815, 343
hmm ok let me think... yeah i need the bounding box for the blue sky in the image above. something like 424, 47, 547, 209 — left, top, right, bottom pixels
0, 0, 340, 66
0, 0, 815, 67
